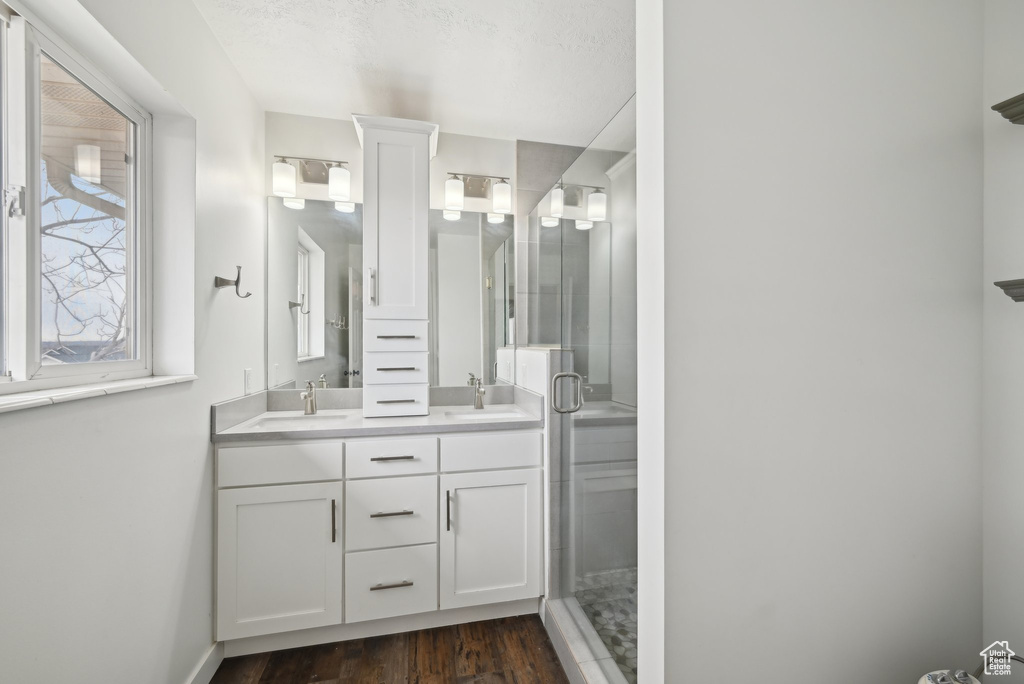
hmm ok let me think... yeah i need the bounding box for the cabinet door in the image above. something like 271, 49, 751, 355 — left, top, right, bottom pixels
439, 469, 542, 609
217, 482, 343, 640
363, 126, 429, 320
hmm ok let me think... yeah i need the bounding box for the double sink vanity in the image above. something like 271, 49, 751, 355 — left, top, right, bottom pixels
210, 115, 545, 656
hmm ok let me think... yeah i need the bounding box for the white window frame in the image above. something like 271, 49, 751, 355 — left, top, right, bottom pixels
296, 243, 309, 360
296, 226, 325, 363
0, 15, 153, 395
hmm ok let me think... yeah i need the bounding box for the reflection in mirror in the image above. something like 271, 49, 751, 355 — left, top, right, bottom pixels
267, 198, 362, 389
266, 200, 516, 389
427, 210, 514, 386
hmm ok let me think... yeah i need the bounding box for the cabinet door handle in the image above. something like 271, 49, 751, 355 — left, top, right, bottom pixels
376, 367, 417, 372
370, 580, 414, 592
370, 510, 414, 518
377, 399, 416, 404
446, 490, 451, 532
331, 499, 337, 543
376, 335, 417, 339
370, 455, 415, 462
369, 267, 377, 305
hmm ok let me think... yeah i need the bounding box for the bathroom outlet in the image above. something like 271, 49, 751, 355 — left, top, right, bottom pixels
244, 368, 253, 395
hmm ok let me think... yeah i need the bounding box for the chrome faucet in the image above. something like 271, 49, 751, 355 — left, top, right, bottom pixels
318, 373, 329, 389
467, 372, 476, 387
302, 380, 317, 415
474, 378, 486, 410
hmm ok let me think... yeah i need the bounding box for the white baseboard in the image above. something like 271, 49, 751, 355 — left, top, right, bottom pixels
185, 642, 224, 684
223, 597, 541, 658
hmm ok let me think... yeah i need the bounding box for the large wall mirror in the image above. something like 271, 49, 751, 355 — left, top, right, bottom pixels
267, 198, 514, 389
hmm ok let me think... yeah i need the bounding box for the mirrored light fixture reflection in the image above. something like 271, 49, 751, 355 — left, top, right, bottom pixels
74, 144, 101, 184
541, 217, 559, 228
550, 184, 564, 218
575, 219, 593, 230
335, 201, 354, 213
587, 189, 607, 222
445, 175, 464, 211
492, 179, 512, 214
328, 164, 351, 201
487, 213, 505, 224
283, 197, 305, 210
443, 210, 461, 221
273, 158, 297, 197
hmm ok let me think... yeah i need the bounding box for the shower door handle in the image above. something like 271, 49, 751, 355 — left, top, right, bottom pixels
551, 371, 584, 414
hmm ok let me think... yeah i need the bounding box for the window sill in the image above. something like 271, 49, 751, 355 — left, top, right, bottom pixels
0, 374, 197, 414
297, 356, 325, 364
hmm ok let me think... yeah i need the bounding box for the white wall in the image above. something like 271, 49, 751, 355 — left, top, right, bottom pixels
982, 0, 1024, 658
0, 1, 265, 683
645, 1, 984, 680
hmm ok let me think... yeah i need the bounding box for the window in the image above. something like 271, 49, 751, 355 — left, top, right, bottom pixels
296, 244, 309, 359
1, 16, 151, 394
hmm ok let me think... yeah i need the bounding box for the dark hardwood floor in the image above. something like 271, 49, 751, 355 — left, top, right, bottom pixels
210, 615, 570, 684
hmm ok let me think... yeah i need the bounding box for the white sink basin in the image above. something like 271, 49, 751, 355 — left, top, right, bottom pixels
444, 409, 526, 421
249, 414, 349, 430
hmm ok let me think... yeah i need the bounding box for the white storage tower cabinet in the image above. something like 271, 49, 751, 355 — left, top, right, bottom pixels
354, 115, 439, 418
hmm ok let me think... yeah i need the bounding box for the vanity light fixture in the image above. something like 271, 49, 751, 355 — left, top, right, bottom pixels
487, 213, 505, 224
492, 178, 512, 214
445, 174, 465, 211
335, 201, 355, 213
74, 144, 101, 184
550, 183, 564, 218
443, 209, 461, 221
587, 188, 607, 222
328, 163, 351, 201
541, 217, 560, 228
272, 157, 297, 197
575, 219, 593, 230
283, 197, 305, 210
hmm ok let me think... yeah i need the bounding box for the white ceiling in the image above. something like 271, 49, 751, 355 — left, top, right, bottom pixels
191, 0, 635, 147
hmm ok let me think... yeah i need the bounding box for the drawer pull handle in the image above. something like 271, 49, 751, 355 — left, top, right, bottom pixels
377, 367, 417, 372
370, 580, 414, 592
370, 510, 414, 518
370, 455, 415, 462
377, 335, 417, 339
377, 399, 416, 404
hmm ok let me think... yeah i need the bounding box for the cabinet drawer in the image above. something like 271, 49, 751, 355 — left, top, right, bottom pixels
364, 320, 428, 352
218, 442, 344, 488
364, 384, 429, 417
345, 544, 437, 623
364, 352, 429, 385
440, 432, 542, 472
347, 438, 437, 478
346, 476, 437, 551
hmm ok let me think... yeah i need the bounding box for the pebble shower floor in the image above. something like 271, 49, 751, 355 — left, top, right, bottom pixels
576, 567, 638, 683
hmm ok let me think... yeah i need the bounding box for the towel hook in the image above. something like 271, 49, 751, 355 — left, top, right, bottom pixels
214, 266, 252, 299
289, 293, 310, 315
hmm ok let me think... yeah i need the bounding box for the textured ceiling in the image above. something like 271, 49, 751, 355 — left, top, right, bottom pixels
191, 0, 635, 146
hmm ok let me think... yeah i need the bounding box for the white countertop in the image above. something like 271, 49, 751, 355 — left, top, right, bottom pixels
214, 403, 543, 443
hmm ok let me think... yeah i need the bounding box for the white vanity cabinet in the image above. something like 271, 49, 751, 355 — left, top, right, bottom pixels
217, 481, 344, 640
354, 115, 438, 418
214, 428, 542, 646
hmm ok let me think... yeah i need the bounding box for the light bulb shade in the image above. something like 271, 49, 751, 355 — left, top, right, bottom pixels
587, 190, 607, 222
550, 186, 564, 217
273, 160, 297, 197
335, 201, 355, 213
445, 177, 464, 211
443, 210, 461, 221
575, 219, 593, 231
487, 213, 505, 224
283, 197, 305, 210
74, 144, 101, 184
328, 165, 351, 201
491, 179, 512, 214
541, 216, 559, 228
